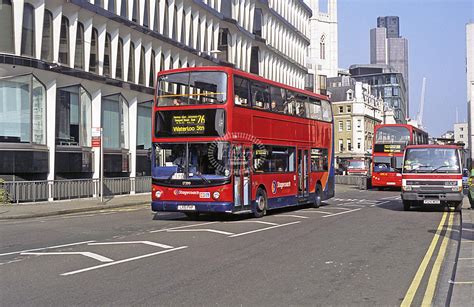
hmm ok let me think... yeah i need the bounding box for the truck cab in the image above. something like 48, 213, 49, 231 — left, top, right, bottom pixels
401, 145, 463, 211
346, 159, 369, 176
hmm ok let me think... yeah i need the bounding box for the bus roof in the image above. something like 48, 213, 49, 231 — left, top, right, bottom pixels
157, 66, 329, 101
374, 123, 428, 135
405, 144, 460, 150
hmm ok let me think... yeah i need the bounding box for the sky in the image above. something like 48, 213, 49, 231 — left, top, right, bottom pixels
324, 0, 473, 137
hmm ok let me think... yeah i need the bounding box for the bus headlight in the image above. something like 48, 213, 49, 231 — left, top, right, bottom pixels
403, 185, 412, 191
155, 190, 162, 199
212, 192, 220, 200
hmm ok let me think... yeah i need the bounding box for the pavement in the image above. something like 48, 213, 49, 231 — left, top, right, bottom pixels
450, 196, 474, 306
0, 193, 151, 220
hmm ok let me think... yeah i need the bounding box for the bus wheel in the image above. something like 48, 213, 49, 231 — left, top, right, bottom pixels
184, 212, 200, 220
311, 184, 322, 208
403, 200, 411, 211
253, 188, 267, 218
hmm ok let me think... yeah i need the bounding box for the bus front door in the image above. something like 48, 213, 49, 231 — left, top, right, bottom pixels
233, 145, 251, 210
298, 149, 309, 198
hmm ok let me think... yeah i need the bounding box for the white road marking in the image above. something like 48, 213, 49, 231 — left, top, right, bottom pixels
321, 207, 354, 210
165, 229, 235, 236
21, 252, 113, 262
229, 221, 279, 226
149, 222, 218, 233
300, 210, 334, 214
0, 240, 96, 257
88, 241, 174, 249
275, 214, 309, 219
337, 203, 365, 207
375, 200, 391, 206
323, 208, 362, 217
457, 258, 474, 260
380, 196, 401, 200
229, 221, 301, 238
61, 246, 188, 276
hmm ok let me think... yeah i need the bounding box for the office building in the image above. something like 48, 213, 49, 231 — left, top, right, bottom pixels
0, 0, 312, 182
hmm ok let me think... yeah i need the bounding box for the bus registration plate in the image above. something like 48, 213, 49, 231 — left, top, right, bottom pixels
178, 205, 196, 211
424, 199, 440, 205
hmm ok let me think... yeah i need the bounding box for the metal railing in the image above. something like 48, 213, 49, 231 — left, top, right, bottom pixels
2, 177, 151, 203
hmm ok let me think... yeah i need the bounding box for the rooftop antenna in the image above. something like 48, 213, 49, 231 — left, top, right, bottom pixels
417, 77, 426, 129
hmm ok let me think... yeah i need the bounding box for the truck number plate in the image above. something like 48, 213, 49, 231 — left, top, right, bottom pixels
177, 205, 196, 211
424, 199, 440, 205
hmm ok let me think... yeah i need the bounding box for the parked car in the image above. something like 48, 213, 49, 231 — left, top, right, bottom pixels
346, 159, 369, 176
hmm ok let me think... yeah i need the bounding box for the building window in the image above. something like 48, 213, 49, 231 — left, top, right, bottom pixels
102, 94, 129, 149
357, 142, 361, 149
132, 0, 138, 22
103, 33, 111, 77
74, 23, 85, 69
41, 10, 53, 61
95, 0, 104, 7
347, 106, 351, 113
346, 120, 351, 131
59, 16, 70, 65
188, 14, 194, 47
56, 85, 92, 147
346, 91, 353, 101
338, 121, 343, 132
357, 119, 361, 129
149, 50, 156, 87
393, 87, 399, 96
320, 35, 326, 60
21, 4, 35, 57
163, 0, 170, 37
347, 140, 352, 151
139, 46, 146, 85
153, 1, 159, 32
338, 106, 343, 114
116, 38, 123, 79
89, 28, 98, 73
120, 0, 128, 18
460, 134, 463, 138
143, 0, 149, 27
0, 0, 14, 53
0, 74, 46, 145
137, 101, 151, 150
108, 0, 116, 13
172, 5, 178, 40
128, 42, 135, 83
253, 8, 262, 36
338, 139, 343, 152
250, 47, 260, 75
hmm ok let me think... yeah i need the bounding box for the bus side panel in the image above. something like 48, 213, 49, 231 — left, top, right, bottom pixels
252, 173, 298, 209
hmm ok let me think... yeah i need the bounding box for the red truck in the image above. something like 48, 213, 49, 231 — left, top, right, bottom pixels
401, 145, 464, 211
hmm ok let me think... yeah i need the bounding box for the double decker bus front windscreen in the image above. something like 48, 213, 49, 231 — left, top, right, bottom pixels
374, 126, 410, 153
157, 72, 227, 106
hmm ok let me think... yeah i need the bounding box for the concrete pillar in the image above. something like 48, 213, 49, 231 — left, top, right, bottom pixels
46, 80, 57, 189
91, 89, 102, 180
129, 97, 138, 194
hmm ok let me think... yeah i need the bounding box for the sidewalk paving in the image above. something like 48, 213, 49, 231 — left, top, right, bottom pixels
450, 196, 473, 306
0, 193, 151, 220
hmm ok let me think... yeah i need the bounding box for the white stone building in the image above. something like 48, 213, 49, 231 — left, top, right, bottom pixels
305, 0, 338, 94
454, 122, 468, 148
0, 0, 312, 182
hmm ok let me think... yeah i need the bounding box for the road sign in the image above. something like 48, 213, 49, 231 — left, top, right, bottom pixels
92, 127, 101, 137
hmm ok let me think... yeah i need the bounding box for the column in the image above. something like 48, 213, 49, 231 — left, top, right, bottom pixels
129, 96, 138, 194
91, 89, 102, 180
46, 80, 57, 198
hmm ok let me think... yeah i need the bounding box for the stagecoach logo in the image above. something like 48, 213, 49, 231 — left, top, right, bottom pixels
173, 190, 200, 196
272, 180, 292, 194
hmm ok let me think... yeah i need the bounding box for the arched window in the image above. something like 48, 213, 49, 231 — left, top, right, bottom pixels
74, 22, 85, 69
320, 35, 326, 60
132, 0, 138, 22
0, 0, 14, 53
101, 94, 129, 149
169, 56, 174, 69
196, 18, 201, 51
128, 42, 135, 82
143, 0, 149, 28
108, 0, 115, 13
89, 28, 98, 73
21, 4, 35, 56
149, 50, 155, 87
120, 0, 128, 18
203, 22, 208, 52
95, 0, 103, 7
139, 46, 145, 85
188, 14, 194, 47
103, 33, 111, 77
74, 22, 84, 69
116, 38, 123, 79
160, 53, 165, 72
41, 10, 53, 61
163, 0, 169, 37
181, 10, 186, 44
59, 16, 69, 65
172, 5, 178, 40
153, 2, 159, 31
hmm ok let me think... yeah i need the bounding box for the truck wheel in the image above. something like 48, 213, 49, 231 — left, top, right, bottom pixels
403, 200, 411, 211
253, 188, 267, 218
311, 184, 322, 208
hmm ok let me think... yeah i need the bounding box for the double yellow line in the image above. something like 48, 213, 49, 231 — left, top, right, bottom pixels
401, 211, 455, 307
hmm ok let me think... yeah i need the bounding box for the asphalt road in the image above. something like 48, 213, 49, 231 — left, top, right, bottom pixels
0, 186, 460, 306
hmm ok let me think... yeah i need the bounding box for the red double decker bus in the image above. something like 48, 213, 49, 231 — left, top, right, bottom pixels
151, 66, 334, 218
372, 124, 428, 188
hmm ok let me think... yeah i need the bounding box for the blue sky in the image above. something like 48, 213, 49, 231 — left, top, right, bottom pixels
333, 0, 474, 136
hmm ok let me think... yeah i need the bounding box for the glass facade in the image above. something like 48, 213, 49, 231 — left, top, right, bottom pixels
56, 86, 92, 147
0, 75, 46, 144
42, 10, 54, 61
137, 101, 151, 150
0, 0, 14, 53
21, 4, 35, 57
102, 94, 129, 150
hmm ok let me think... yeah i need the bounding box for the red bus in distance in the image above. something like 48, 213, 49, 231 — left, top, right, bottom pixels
151, 66, 335, 218
372, 124, 428, 188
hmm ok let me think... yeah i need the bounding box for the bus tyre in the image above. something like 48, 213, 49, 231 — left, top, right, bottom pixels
311, 184, 322, 208
403, 200, 411, 211
185, 212, 200, 220
253, 188, 267, 218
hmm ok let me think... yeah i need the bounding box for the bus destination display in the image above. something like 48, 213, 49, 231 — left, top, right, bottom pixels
171, 114, 206, 135
374, 144, 403, 153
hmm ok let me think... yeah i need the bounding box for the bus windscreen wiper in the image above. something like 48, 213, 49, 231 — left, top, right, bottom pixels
192, 172, 211, 184
432, 165, 455, 173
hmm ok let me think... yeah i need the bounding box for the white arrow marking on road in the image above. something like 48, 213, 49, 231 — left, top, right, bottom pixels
21, 252, 113, 262
229, 220, 279, 226
0, 241, 96, 257
88, 241, 174, 249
